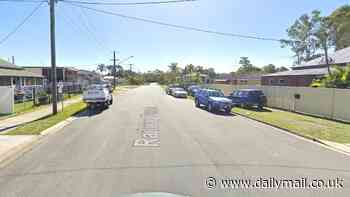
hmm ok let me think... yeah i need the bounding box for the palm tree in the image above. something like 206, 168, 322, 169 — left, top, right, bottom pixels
97, 64, 105, 74
195, 65, 204, 73
185, 64, 195, 74
168, 62, 178, 73
106, 65, 114, 75
116, 65, 123, 77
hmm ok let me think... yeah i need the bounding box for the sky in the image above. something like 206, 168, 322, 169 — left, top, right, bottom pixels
0, 0, 349, 73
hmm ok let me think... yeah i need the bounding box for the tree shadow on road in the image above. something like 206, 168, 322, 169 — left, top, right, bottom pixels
197, 106, 236, 117
239, 106, 272, 112
74, 107, 106, 117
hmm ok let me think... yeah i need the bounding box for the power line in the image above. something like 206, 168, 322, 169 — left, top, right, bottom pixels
0, 2, 44, 46
0, 0, 46, 3
78, 6, 113, 53
57, 6, 111, 60
60, 0, 196, 6
65, 2, 286, 42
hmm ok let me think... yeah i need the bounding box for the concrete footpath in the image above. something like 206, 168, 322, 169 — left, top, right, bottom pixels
0, 87, 134, 168
0, 98, 81, 132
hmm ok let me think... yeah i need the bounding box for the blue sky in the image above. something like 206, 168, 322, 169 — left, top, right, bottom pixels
0, 0, 348, 73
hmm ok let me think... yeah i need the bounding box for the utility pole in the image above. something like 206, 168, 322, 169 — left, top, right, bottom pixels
50, 0, 58, 114
112, 50, 117, 89
129, 63, 133, 74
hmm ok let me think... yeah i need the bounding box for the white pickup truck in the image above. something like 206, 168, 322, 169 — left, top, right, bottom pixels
83, 84, 113, 108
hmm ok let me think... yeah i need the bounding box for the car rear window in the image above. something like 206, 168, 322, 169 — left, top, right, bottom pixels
249, 91, 263, 96
208, 91, 224, 97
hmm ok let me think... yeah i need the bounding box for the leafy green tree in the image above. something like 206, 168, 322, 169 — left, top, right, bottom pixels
236, 57, 262, 74
127, 74, 145, 85
202, 67, 216, 79
262, 64, 277, 73
184, 64, 195, 74
276, 66, 289, 72
116, 65, 124, 77
312, 64, 350, 88
313, 12, 336, 75
97, 64, 105, 74
168, 63, 179, 73
281, 10, 321, 64
195, 65, 204, 73
106, 65, 114, 75
329, 5, 350, 50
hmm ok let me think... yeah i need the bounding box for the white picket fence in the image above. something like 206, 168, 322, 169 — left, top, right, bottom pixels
208, 84, 350, 123
0, 86, 14, 114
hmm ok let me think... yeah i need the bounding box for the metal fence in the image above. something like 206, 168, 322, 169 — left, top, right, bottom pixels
208, 84, 350, 123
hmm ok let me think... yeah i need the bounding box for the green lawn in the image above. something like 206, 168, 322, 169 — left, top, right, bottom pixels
0, 94, 82, 120
0, 101, 41, 120
14, 100, 36, 114
232, 107, 350, 144
4, 102, 87, 135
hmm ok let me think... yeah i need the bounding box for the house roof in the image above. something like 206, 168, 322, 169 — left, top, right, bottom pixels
0, 58, 21, 69
233, 73, 262, 80
24, 66, 79, 71
0, 67, 43, 78
294, 46, 350, 68
262, 67, 329, 77
0, 58, 43, 77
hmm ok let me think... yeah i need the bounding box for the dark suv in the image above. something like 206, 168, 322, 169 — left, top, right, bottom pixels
228, 89, 267, 110
194, 89, 233, 114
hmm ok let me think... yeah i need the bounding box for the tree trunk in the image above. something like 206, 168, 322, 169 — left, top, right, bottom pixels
324, 45, 331, 75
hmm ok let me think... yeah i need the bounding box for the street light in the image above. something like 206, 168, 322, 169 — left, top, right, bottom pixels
118, 56, 134, 65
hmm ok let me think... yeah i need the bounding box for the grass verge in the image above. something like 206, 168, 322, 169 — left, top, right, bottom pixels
232, 107, 350, 144
0, 94, 82, 120
4, 101, 87, 135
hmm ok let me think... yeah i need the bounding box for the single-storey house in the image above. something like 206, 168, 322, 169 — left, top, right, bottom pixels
0, 58, 43, 87
262, 46, 350, 87
24, 66, 79, 84
214, 73, 261, 85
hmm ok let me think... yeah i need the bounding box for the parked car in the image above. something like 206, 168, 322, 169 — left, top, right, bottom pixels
83, 84, 113, 109
187, 85, 201, 96
228, 89, 267, 110
194, 89, 233, 114
166, 84, 181, 95
171, 87, 188, 98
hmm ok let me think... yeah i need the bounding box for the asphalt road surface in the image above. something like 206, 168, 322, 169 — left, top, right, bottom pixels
0, 84, 350, 197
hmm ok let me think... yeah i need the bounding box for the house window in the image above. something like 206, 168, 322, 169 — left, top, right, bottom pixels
240, 80, 248, 84
269, 79, 276, 85
279, 79, 286, 84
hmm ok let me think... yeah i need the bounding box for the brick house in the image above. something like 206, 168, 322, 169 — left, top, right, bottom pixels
24, 66, 78, 83
24, 66, 81, 92
214, 73, 262, 85
262, 46, 350, 87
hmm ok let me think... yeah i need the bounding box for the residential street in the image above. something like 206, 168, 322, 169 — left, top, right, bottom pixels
0, 84, 349, 197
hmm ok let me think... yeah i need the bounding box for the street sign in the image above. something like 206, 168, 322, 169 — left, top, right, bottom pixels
58, 82, 63, 94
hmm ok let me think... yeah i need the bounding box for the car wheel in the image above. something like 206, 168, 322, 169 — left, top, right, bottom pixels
225, 108, 231, 114
208, 103, 213, 112
195, 99, 200, 107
